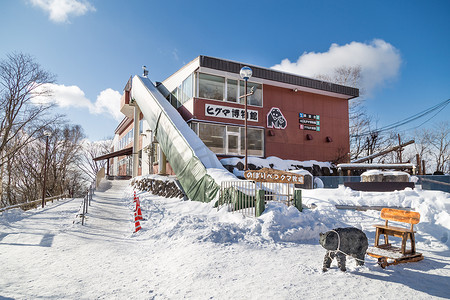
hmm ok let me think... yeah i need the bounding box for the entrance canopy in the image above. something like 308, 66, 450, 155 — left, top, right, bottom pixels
93, 147, 133, 176
93, 147, 132, 161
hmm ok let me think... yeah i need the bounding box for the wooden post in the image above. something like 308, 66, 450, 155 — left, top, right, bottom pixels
255, 189, 265, 217
294, 189, 302, 212
422, 160, 426, 175
416, 154, 421, 175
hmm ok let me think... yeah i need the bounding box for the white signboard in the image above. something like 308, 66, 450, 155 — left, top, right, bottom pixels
205, 103, 258, 122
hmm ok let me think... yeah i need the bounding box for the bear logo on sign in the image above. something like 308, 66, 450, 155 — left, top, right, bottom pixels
267, 107, 287, 129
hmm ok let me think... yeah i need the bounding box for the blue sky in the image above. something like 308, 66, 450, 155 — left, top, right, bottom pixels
1, 0, 449, 141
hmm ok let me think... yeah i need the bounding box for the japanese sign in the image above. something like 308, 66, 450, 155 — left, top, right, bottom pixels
299, 113, 320, 120
205, 103, 258, 122
244, 168, 304, 184
299, 124, 320, 131
267, 107, 287, 129
299, 112, 320, 131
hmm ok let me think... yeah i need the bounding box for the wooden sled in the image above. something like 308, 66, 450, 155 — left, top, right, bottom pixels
367, 208, 424, 268
366, 245, 423, 268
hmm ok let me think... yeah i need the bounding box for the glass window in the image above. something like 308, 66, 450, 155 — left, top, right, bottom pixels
181, 74, 193, 104
190, 122, 198, 134
239, 81, 262, 107
227, 134, 239, 155
199, 73, 225, 100
198, 123, 225, 154
240, 127, 264, 156
226, 79, 238, 102
170, 87, 179, 107
195, 122, 263, 156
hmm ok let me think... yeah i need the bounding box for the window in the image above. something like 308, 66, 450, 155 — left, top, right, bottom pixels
240, 127, 264, 156
240, 81, 262, 106
170, 73, 194, 108
181, 74, 193, 104
226, 79, 238, 102
199, 73, 225, 100
198, 123, 225, 153
190, 122, 198, 134
194, 122, 264, 156
197, 73, 262, 107
119, 128, 134, 150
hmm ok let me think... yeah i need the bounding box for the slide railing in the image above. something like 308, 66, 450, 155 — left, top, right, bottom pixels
131, 76, 234, 202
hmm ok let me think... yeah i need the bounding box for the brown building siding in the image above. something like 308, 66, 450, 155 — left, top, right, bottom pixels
187, 82, 350, 163
263, 85, 349, 162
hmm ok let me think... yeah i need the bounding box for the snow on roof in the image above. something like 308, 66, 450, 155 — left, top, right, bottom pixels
361, 170, 410, 177
337, 163, 415, 169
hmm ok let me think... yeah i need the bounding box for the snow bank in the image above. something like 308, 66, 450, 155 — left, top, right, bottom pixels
129, 181, 450, 249
220, 156, 334, 176
361, 170, 410, 177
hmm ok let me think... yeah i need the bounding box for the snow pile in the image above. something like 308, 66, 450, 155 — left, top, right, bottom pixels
127, 183, 449, 249
220, 156, 334, 176
361, 170, 410, 177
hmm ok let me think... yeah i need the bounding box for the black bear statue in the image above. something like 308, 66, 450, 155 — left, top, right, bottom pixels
319, 227, 368, 272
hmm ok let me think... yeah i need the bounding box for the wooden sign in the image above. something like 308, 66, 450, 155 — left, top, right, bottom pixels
244, 168, 304, 184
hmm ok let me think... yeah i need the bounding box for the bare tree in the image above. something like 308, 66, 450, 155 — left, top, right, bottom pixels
3, 123, 87, 206
0, 53, 61, 203
315, 66, 379, 161
428, 121, 449, 173
78, 139, 112, 181
0, 53, 59, 166
46, 124, 86, 196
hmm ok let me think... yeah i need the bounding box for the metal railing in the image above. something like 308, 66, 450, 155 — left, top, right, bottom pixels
78, 182, 95, 225
257, 181, 295, 206
315, 175, 450, 193
218, 180, 256, 217
0, 193, 69, 213
218, 180, 300, 217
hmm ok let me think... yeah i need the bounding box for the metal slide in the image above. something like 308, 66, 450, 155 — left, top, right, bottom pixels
131, 75, 234, 202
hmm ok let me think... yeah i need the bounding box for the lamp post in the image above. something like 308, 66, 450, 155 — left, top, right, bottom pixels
41, 130, 51, 208
239, 66, 253, 171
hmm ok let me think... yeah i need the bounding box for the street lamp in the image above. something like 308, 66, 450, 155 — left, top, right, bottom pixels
240, 66, 252, 171
41, 130, 51, 208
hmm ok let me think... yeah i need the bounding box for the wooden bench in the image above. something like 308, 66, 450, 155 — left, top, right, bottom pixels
373, 208, 420, 255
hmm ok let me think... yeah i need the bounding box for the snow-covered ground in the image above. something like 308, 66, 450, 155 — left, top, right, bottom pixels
1, 179, 449, 299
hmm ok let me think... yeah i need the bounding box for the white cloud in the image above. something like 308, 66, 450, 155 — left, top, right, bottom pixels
90, 88, 123, 121
271, 39, 402, 95
32, 83, 123, 121
30, 0, 95, 23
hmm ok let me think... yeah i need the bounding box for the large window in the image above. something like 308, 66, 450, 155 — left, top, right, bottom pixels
119, 128, 134, 150
240, 81, 262, 106
199, 73, 225, 101
198, 72, 263, 107
193, 122, 263, 156
226, 79, 238, 102
181, 73, 193, 103
198, 123, 225, 153
170, 73, 194, 108
240, 127, 264, 156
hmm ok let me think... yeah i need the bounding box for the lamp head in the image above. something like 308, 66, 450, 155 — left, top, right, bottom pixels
240, 66, 252, 80
43, 130, 52, 137
142, 65, 149, 77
